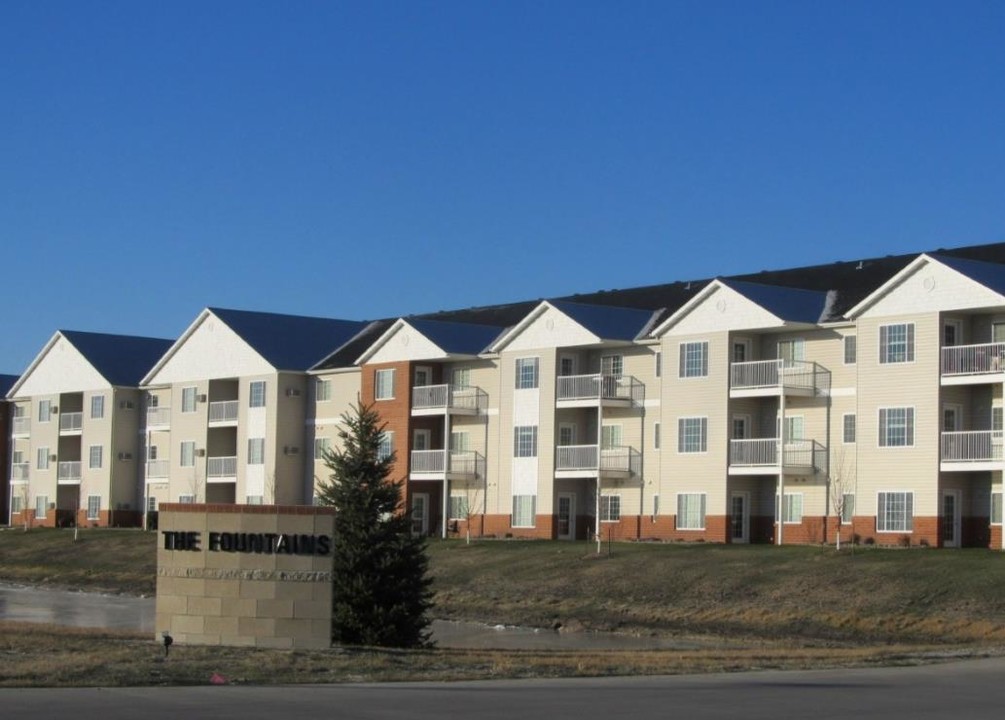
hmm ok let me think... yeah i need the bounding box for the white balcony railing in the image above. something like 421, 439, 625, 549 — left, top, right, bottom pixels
941, 430, 1003, 463
412, 384, 486, 412
410, 450, 481, 476
59, 412, 83, 432
556, 374, 644, 403
13, 417, 30, 435
941, 343, 1005, 377
729, 438, 822, 468
146, 459, 170, 478
207, 456, 237, 477
146, 406, 172, 427
555, 444, 637, 473
11, 463, 29, 481
57, 461, 82, 482
730, 360, 818, 393
208, 400, 239, 423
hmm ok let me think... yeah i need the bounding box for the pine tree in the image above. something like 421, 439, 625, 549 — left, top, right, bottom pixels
316, 402, 433, 648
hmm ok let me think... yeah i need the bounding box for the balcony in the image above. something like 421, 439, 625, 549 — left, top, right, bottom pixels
146, 406, 172, 429
12, 417, 30, 436
556, 374, 644, 408
208, 400, 239, 425
207, 455, 237, 481
59, 412, 83, 434
11, 462, 29, 482
412, 385, 486, 416
941, 430, 1003, 471
146, 459, 170, 479
57, 461, 82, 484
554, 444, 639, 478
941, 343, 1005, 385
729, 360, 819, 398
728, 438, 824, 475
409, 450, 483, 480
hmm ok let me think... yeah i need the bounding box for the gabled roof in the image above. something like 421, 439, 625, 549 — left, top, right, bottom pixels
490, 299, 658, 352
931, 254, 1005, 296
352, 317, 507, 366
0, 374, 19, 398
312, 320, 396, 371
719, 280, 831, 324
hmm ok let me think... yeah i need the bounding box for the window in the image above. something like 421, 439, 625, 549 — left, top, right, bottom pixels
316, 379, 332, 402
879, 408, 915, 447
181, 387, 197, 413
35, 495, 48, 519
146, 496, 157, 513
992, 492, 1002, 525
248, 438, 265, 465
994, 407, 1003, 432
559, 356, 577, 377
249, 381, 266, 408
654, 422, 661, 450
449, 495, 470, 520
377, 432, 394, 461
451, 367, 470, 388
732, 416, 748, 440
879, 323, 915, 364
515, 358, 539, 389
514, 426, 538, 457
86, 495, 101, 521
783, 416, 804, 441
180, 441, 195, 467
90, 395, 105, 419
39, 400, 51, 423
450, 431, 470, 452
558, 424, 576, 446
678, 342, 708, 378
601, 355, 623, 377
843, 414, 856, 444
375, 369, 395, 400
246, 495, 264, 505
601, 424, 622, 449
844, 335, 857, 365
732, 341, 748, 363
877, 491, 914, 532
676, 493, 706, 530
314, 438, 331, 460
677, 417, 708, 453
88, 445, 103, 469
146, 445, 158, 462
778, 338, 805, 365
653, 494, 660, 519
841, 493, 855, 524
146, 393, 159, 409
36, 447, 50, 470
413, 366, 432, 387
11, 495, 24, 514
512, 495, 536, 527
777, 493, 803, 523
600, 495, 621, 522
655, 351, 662, 377
178, 494, 195, 504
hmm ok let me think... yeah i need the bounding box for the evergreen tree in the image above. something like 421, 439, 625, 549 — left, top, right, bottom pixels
316, 402, 433, 648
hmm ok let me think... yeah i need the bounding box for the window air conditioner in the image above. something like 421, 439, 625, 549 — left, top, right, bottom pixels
196, 448, 206, 457
118, 452, 133, 461
51, 406, 59, 414
197, 394, 207, 403
119, 400, 135, 409
286, 388, 301, 397
49, 454, 57, 461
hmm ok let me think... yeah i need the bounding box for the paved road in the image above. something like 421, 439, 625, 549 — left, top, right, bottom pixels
3, 656, 1002, 719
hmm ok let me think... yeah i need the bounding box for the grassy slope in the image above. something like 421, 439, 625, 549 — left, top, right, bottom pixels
3, 528, 1005, 643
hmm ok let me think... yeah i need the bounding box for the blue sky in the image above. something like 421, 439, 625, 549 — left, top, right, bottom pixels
2, 1, 1003, 374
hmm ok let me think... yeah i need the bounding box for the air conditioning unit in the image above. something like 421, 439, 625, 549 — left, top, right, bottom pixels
119, 400, 135, 410
286, 388, 301, 397
49, 454, 57, 461
196, 394, 208, 403
284, 445, 300, 455
118, 452, 133, 461
51, 406, 59, 414
196, 448, 206, 457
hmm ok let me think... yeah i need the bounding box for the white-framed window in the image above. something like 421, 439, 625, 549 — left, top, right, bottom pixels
88, 445, 103, 469
841, 493, 855, 524
449, 495, 470, 520
413, 366, 432, 387
654, 422, 661, 450
993, 406, 1003, 432
375, 369, 395, 400
514, 426, 538, 457
178, 494, 195, 504
450, 431, 470, 452
180, 441, 195, 467
314, 437, 331, 460
146, 496, 157, 513
678, 341, 709, 378
655, 351, 662, 378
377, 432, 394, 461
451, 367, 471, 388
39, 400, 51, 423
558, 424, 576, 447
316, 379, 332, 402
877, 491, 914, 532
601, 424, 623, 450
844, 335, 857, 365
943, 319, 962, 347
181, 387, 197, 413
732, 340, 749, 363
879, 323, 915, 364
732, 415, 749, 440
878, 407, 915, 447
778, 338, 805, 366
601, 355, 623, 377
246, 495, 264, 505
36, 447, 50, 470
843, 414, 856, 444
512, 495, 536, 527
559, 355, 577, 377
600, 495, 621, 522
86, 495, 101, 521
777, 493, 803, 523
676, 493, 706, 530
35, 495, 48, 519
90, 395, 105, 419
515, 358, 539, 389
992, 492, 1002, 525
146, 393, 159, 409
248, 438, 265, 465
677, 417, 708, 453
249, 381, 266, 408
782, 415, 804, 441
11, 495, 24, 514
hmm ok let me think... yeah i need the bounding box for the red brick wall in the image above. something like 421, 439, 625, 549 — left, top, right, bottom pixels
851, 516, 940, 547
361, 360, 413, 507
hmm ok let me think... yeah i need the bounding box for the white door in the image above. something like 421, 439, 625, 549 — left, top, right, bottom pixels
411, 493, 430, 536
557, 493, 575, 540
942, 490, 961, 548
730, 492, 749, 544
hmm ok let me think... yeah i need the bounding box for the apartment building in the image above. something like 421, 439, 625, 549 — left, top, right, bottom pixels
6, 331, 173, 527
0, 374, 17, 523
140, 308, 368, 524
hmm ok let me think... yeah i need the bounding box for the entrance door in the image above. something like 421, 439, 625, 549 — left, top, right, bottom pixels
557, 493, 575, 540
942, 490, 961, 548
730, 492, 749, 543
411, 493, 429, 536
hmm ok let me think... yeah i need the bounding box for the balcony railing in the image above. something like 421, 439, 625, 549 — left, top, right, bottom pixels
146, 406, 172, 427
412, 384, 486, 412
13, 417, 30, 435
729, 438, 822, 469
59, 412, 83, 432
941, 343, 1005, 377
11, 462, 29, 481
730, 360, 818, 393
57, 461, 82, 483
556, 374, 644, 404
208, 400, 239, 423
555, 444, 638, 474
146, 459, 170, 479
207, 455, 237, 477
941, 430, 1003, 463
410, 449, 482, 476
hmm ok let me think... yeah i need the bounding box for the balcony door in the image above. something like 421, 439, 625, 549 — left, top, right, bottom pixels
411, 493, 430, 536
557, 492, 575, 540
730, 492, 749, 544
942, 490, 961, 548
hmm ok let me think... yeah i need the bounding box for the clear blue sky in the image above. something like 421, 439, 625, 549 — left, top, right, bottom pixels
3, 1, 1003, 374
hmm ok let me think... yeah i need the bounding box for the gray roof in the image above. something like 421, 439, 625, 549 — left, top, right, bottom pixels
406, 318, 506, 355
719, 279, 831, 324
931, 254, 1005, 297
60, 331, 174, 387
549, 300, 658, 341
0, 374, 18, 397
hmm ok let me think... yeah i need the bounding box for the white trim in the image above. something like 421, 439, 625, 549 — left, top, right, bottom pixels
877, 406, 916, 448
876, 490, 915, 533
845, 254, 931, 318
